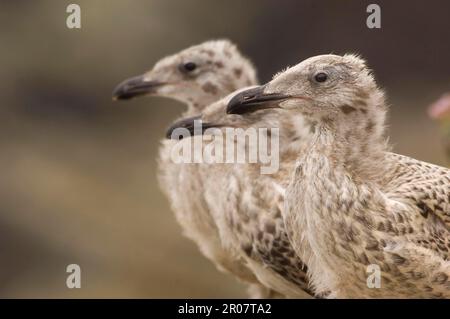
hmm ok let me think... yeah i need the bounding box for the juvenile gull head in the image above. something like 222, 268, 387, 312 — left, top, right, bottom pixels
165, 86, 287, 138
166, 86, 310, 165
113, 40, 257, 115
228, 54, 385, 132
227, 54, 389, 176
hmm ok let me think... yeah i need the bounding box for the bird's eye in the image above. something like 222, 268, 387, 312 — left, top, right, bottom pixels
314, 72, 328, 83
179, 62, 197, 73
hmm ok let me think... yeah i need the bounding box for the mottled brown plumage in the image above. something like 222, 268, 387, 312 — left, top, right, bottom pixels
113, 40, 284, 298
168, 93, 315, 297
227, 54, 450, 298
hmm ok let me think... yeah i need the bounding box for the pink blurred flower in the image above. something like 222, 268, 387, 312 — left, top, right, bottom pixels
428, 93, 450, 120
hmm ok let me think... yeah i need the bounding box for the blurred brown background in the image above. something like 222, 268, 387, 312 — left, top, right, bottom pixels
0, 0, 449, 298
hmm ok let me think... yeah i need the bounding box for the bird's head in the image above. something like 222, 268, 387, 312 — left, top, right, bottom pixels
165, 87, 260, 140
227, 54, 385, 131
112, 39, 257, 113
166, 86, 308, 148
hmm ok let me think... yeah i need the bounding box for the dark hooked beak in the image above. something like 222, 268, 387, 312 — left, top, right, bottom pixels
166, 116, 221, 140
112, 75, 166, 100
226, 85, 291, 115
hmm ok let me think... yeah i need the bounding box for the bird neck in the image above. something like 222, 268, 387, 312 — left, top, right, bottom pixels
183, 101, 209, 118
305, 112, 389, 182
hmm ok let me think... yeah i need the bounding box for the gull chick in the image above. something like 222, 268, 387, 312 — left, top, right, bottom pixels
167, 92, 314, 298
227, 54, 450, 298
113, 40, 278, 297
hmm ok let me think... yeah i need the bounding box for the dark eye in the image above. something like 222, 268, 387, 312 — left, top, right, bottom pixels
180, 62, 197, 73
314, 72, 328, 83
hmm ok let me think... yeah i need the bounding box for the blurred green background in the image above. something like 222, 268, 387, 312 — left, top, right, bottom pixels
0, 0, 449, 298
